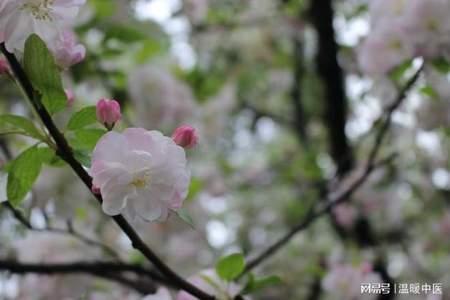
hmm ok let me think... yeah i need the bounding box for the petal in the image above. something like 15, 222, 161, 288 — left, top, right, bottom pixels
101, 179, 129, 216
123, 128, 155, 152
92, 131, 127, 164
122, 150, 152, 173
89, 161, 126, 188
132, 189, 163, 221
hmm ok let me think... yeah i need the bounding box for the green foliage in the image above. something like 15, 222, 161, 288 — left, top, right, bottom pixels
182, 67, 226, 102
37, 146, 64, 167
103, 24, 148, 43
7, 145, 42, 206
23, 35, 67, 115
0, 114, 45, 140
241, 273, 282, 295
176, 208, 195, 228
215, 253, 245, 281
66, 106, 97, 131
136, 40, 163, 63
73, 149, 92, 168
72, 129, 106, 151
186, 177, 203, 202
90, 0, 117, 18
389, 59, 413, 83
419, 86, 439, 100
431, 57, 450, 74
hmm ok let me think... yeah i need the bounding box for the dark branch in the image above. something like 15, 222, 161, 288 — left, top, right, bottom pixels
0, 140, 120, 260
0, 260, 171, 294
0, 44, 214, 300
309, 0, 353, 175
241, 64, 423, 275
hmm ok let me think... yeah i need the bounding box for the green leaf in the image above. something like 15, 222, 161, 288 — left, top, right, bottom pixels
74, 149, 92, 167
176, 208, 195, 228
7, 146, 42, 206
23, 34, 67, 115
91, 0, 117, 18
104, 24, 147, 43
215, 253, 245, 281
72, 128, 106, 151
67, 106, 97, 131
241, 274, 282, 295
37, 146, 64, 167
136, 40, 162, 63
0, 114, 45, 140
389, 59, 413, 82
419, 86, 439, 100
186, 177, 203, 202
431, 57, 450, 74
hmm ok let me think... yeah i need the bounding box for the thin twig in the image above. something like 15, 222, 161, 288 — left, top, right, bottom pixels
241, 64, 423, 275
0, 140, 121, 260
1, 44, 214, 300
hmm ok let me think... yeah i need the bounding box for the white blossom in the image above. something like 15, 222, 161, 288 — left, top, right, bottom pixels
89, 128, 190, 222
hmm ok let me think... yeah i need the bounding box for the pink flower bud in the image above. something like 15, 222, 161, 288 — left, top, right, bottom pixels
91, 185, 101, 195
96, 98, 121, 130
172, 125, 199, 149
65, 89, 74, 106
0, 59, 9, 75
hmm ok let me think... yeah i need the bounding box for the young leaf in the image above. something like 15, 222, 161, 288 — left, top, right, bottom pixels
23, 34, 67, 115
38, 146, 64, 167
7, 146, 42, 206
215, 253, 245, 281
74, 149, 92, 167
241, 274, 282, 295
431, 57, 450, 74
186, 177, 203, 202
176, 208, 195, 228
0, 114, 45, 141
389, 59, 413, 83
66, 106, 97, 131
419, 86, 439, 100
72, 128, 106, 151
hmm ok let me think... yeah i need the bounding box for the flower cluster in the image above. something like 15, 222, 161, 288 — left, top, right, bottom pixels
0, 0, 86, 68
358, 0, 450, 75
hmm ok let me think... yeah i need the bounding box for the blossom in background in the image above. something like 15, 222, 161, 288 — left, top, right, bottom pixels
358, 22, 414, 75
402, 0, 450, 58
359, 0, 450, 75
368, 0, 407, 26
172, 125, 199, 149
143, 288, 172, 300
322, 263, 382, 300
51, 30, 86, 68
89, 128, 190, 222
127, 65, 195, 130
332, 203, 357, 229
96, 98, 121, 130
0, 0, 85, 55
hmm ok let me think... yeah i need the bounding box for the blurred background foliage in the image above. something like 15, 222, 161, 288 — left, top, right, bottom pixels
0, 0, 450, 299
